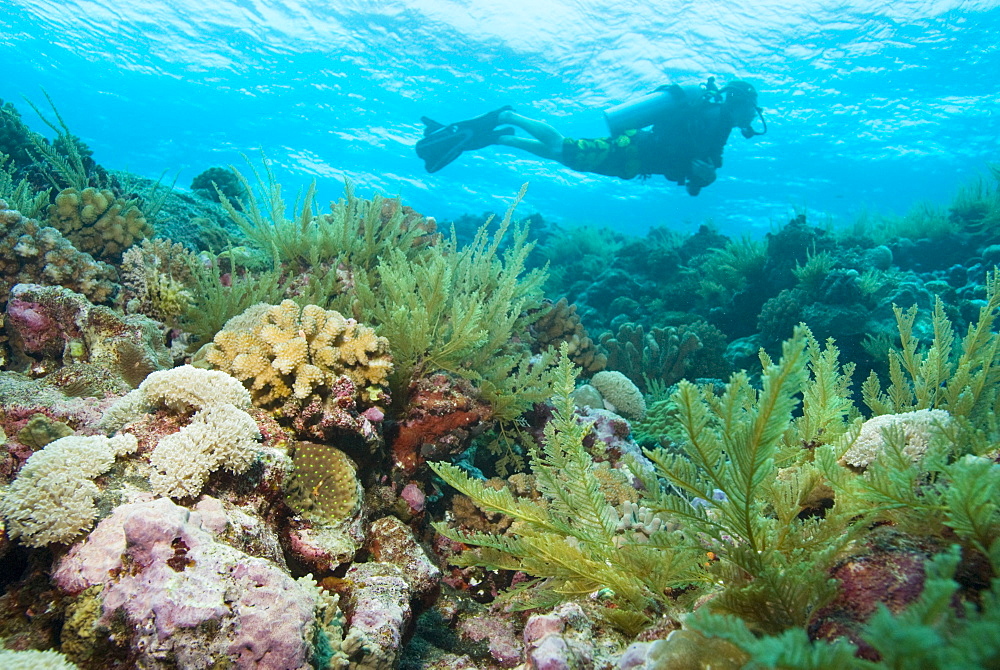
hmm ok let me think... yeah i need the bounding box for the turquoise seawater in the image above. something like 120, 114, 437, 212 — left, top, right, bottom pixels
1, 0, 999, 236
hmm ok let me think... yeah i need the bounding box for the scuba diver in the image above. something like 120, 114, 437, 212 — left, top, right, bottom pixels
415, 77, 766, 196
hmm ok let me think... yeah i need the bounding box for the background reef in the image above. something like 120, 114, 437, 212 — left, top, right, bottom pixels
1, 97, 1000, 669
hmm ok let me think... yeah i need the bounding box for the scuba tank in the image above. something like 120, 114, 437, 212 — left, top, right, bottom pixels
603, 77, 767, 137
603, 85, 690, 136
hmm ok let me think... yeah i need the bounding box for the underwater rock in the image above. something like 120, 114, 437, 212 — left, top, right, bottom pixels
391, 371, 492, 477
455, 612, 523, 667
341, 561, 412, 670
53, 496, 328, 669
5, 282, 170, 383
365, 515, 442, 608
809, 527, 945, 661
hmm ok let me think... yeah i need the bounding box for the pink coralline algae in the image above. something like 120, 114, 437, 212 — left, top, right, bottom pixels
341, 561, 412, 670
53, 496, 322, 669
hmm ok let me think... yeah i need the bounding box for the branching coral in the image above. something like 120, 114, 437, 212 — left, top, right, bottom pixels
48, 187, 152, 261
205, 299, 392, 406
599, 323, 703, 392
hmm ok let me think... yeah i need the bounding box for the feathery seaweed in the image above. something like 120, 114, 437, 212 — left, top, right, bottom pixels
431, 345, 702, 630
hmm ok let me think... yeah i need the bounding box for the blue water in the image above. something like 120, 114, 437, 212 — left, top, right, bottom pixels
2, 0, 999, 237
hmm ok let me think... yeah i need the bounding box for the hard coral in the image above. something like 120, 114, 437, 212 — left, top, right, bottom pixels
47, 187, 152, 261
206, 299, 392, 406
599, 323, 703, 393
285, 442, 361, 524
0, 200, 118, 309
531, 297, 607, 374
590, 370, 646, 421
5, 282, 170, 383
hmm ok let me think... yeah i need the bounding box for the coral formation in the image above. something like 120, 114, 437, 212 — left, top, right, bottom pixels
391, 371, 493, 475
47, 187, 152, 261
0, 648, 79, 670
599, 323, 703, 392
531, 297, 607, 373
841, 408, 954, 468
589, 369, 646, 420
285, 442, 361, 523
51, 497, 344, 669
205, 299, 392, 406
119, 238, 198, 325
100, 365, 262, 498
5, 282, 170, 382
0, 201, 118, 308
0, 433, 138, 546
148, 402, 261, 498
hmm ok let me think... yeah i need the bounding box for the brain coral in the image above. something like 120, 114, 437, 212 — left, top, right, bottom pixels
47, 187, 152, 261
0, 433, 138, 547
206, 300, 392, 406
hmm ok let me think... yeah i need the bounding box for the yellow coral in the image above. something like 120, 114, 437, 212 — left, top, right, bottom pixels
206, 300, 392, 406
48, 187, 152, 260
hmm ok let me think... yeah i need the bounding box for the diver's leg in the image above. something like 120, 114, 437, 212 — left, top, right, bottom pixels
494, 111, 565, 161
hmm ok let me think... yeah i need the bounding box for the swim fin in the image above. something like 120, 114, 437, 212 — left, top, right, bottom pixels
416, 106, 514, 173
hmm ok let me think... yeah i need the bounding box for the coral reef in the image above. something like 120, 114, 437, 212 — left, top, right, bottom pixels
119, 238, 198, 326
0, 201, 118, 309
47, 187, 152, 261
5, 282, 170, 383
101, 365, 262, 498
